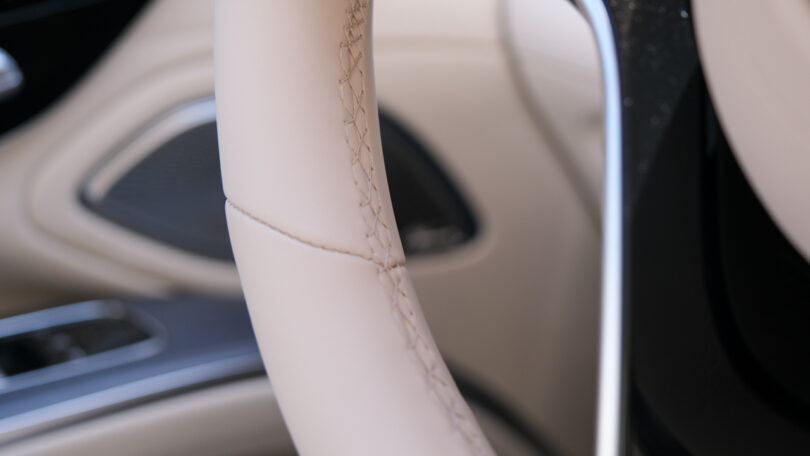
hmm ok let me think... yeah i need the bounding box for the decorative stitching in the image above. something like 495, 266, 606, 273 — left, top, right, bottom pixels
338, 2, 491, 454
339, 0, 394, 267
227, 199, 404, 269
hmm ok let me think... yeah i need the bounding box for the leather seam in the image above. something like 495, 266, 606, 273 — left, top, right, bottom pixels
226, 199, 404, 269
339, 2, 489, 454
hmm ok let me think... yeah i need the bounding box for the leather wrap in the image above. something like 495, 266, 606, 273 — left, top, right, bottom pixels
214, 1, 495, 455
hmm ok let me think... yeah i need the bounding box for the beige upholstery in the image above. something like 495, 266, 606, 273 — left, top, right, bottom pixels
3, 379, 294, 456
215, 1, 494, 454
0, 0, 602, 451
694, 0, 810, 262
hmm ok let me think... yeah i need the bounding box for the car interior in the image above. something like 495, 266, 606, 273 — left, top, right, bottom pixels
0, 0, 808, 455
0, 1, 602, 455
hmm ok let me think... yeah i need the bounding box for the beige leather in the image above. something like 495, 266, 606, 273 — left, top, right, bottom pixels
694, 0, 810, 262
503, 0, 603, 220
215, 1, 494, 455
0, 0, 601, 451
1, 377, 536, 456
373, 15, 601, 452
3, 378, 294, 456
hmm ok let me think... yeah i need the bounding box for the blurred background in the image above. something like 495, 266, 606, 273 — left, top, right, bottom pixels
0, 1, 603, 455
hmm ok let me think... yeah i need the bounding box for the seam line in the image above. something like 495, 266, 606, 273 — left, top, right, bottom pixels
339, 2, 490, 455
226, 199, 403, 269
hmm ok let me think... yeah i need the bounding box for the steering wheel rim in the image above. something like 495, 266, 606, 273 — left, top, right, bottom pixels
214, 1, 495, 454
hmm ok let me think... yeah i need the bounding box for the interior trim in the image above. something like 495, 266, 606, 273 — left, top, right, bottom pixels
82, 98, 216, 203
575, 1, 624, 455
0, 300, 165, 394
0, 355, 263, 446
0, 297, 264, 448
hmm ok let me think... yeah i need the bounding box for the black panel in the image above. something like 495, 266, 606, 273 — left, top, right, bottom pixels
87, 121, 233, 260
0, 0, 149, 135
712, 140, 810, 417
604, 0, 810, 454
85, 110, 477, 260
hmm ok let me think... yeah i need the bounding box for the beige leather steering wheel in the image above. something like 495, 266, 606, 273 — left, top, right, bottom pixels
214, 1, 495, 454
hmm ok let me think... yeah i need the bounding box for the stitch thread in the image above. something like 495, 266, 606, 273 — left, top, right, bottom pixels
338, 2, 490, 454
227, 199, 404, 269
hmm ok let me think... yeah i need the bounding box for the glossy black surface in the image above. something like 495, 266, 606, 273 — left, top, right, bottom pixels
0, 0, 149, 135
604, 0, 810, 453
712, 140, 810, 418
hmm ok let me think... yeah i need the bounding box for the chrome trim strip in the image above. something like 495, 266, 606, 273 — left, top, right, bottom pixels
0, 300, 131, 339
0, 354, 264, 446
0, 48, 23, 101
575, 1, 624, 455
0, 301, 166, 393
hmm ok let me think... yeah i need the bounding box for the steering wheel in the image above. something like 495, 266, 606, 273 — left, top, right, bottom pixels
214, 1, 495, 454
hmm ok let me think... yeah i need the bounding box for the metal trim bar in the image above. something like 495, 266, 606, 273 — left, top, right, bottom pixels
574, 1, 625, 455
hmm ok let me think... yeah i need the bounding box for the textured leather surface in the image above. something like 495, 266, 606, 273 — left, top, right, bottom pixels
215, 1, 495, 454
